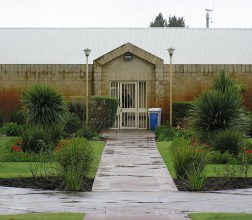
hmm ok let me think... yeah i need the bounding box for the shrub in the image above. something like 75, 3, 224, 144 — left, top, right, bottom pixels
54, 138, 94, 191
22, 126, 60, 153
172, 101, 193, 127
190, 89, 247, 140
190, 71, 249, 141
209, 150, 234, 164
9, 108, 26, 125
4, 122, 23, 136
155, 123, 174, 141
249, 113, 252, 137
89, 96, 118, 133
63, 112, 82, 137
209, 129, 243, 156
21, 84, 67, 126
182, 163, 206, 191
68, 100, 85, 121
0, 112, 4, 127
212, 70, 246, 94
76, 127, 98, 140
171, 138, 210, 179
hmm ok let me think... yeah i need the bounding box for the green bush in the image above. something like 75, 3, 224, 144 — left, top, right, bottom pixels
249, 113, 252, 137
63, 112, 82, 137
209, 150, 234, 164
171, 138, 210, 179
76, 127, 98, 140
22, 126, 61, 153
182, 163, 206, 191
190, 71, 249, 141
209, 129, 243, 156
155, 123, 174, 141
9, 108, 27, 125
4, 122, 24, 136
89, 96, 118, 133
212, 70, 246, 94
21, 84, 67, 126
172, 101, 192, 126
0, 112, 4, 127
68, 100, 85, 121
54, 138, 94, 191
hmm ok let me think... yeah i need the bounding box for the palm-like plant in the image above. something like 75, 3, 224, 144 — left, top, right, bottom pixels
21, 84, 66, 126
190, 71, 249, 141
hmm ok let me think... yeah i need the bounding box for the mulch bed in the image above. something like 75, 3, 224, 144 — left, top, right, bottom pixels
0, 176, 252, 192
174, 177, 252, 191
0, 176, 93, 191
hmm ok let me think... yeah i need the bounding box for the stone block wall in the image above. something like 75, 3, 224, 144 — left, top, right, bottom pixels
162, 64, 252, 121
0, 63, 251, 123
0, 64, 93, 120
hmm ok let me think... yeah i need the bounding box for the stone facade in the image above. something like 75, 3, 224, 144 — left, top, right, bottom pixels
1, 43, 252, 124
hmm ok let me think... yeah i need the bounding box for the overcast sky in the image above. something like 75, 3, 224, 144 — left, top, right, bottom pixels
0, 0, 251, 28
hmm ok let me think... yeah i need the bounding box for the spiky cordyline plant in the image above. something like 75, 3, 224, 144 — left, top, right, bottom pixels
21, 84, 67, 127
190, 71, 249, 141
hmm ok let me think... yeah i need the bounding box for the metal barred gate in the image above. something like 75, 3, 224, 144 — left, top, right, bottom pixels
110, 81, 147, 129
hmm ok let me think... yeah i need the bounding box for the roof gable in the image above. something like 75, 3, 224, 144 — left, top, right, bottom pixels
94, 42, 163, 65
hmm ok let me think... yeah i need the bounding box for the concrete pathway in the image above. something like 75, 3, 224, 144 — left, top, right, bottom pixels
92, 130, 177, 192
1, 130, 252, 219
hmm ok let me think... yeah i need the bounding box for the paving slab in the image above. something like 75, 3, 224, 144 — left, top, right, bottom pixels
1, 187, 252, 215
84, 214, 189, 220
92, 130, 177, 192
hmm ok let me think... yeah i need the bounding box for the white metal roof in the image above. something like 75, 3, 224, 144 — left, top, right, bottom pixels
0, 28, 251, 64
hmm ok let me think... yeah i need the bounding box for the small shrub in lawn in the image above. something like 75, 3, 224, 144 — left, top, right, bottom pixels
68, 100, 85, 121
171, 138, 210, 179
21, 84, 67, 126
172, 101, 193, 127
173, 128, 194, 140
22, 126, 60, 153
89, 96, 118, 133
209, 129, 243, 156
155, 123, 174, 141
209, 150, 234, 164
9, 108, 27, 125
76, 127, 98, 140
4, 122, 24, 136
182, 163, 206, 191
54, 138, 94, 191
62, 112, 82, 137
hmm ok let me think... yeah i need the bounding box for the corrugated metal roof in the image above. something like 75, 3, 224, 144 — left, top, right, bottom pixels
0, 28, 251, 64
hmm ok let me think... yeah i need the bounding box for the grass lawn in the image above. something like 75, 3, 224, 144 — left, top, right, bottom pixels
0, 213, 84, 220
189, 212, 252, 220
0, 136, 14, 146
156, 141, 176, 178
0, 140, 105, 179
156, 141, 252, 178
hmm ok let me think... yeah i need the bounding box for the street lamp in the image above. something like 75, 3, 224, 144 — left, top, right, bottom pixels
168, 47, 175, 127
84, 48, 91, 127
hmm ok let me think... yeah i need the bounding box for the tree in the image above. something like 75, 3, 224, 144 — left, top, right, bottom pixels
150, 13, 168, 27
168, 16, 186, 27
150, 13, 186, 27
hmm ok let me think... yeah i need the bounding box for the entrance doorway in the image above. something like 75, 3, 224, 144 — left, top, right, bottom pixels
110, 81, 147, 129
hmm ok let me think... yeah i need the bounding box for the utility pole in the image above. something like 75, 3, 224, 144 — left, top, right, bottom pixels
205, 9, 213, 28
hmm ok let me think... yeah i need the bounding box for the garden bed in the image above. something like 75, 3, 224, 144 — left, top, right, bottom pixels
0, 177, 93, 191
174, 177, 252, 191
1, 176, 252, 192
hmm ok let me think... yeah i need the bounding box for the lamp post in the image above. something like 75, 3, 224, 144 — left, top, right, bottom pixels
168, 47, 175, 127
84, 48, 91, 127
